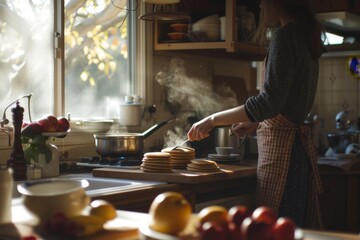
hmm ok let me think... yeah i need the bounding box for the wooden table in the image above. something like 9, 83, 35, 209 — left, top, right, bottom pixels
3, 202, 360, 240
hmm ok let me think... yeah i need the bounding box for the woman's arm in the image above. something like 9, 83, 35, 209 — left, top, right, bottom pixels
187, 104, 250, 141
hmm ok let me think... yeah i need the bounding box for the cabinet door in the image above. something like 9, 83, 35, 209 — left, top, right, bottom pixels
309, 0, 352, 13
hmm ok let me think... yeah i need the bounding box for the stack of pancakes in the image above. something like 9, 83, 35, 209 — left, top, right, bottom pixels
161, 146, 196, 169
140, 152, 172, 173
186, 159, 220, 172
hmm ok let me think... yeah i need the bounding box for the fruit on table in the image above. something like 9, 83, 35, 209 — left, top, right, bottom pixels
149, 191, 192, 235
228, 205, 251, 229
90, 199, 117, 222
198, 205, 229, 227
67, 214, 106, 237
197, 205, 296, 240
272, 217, 296, 240
199, 221, 227, 240
43, 212, 106, 237
240, 217, 273, 240
251, 206, 277, 225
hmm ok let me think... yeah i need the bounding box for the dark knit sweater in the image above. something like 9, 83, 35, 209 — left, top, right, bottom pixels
246, 23, 319, 124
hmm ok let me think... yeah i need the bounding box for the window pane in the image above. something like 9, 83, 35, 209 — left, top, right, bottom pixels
0, 0, 54, 121
64, 0, 133, 119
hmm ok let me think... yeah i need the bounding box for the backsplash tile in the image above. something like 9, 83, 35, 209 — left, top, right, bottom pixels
315, 56, 360, 142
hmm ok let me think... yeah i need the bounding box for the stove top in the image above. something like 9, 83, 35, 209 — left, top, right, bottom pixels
76, 156, 142, 169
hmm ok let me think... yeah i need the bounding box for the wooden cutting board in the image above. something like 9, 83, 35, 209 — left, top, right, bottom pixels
92, 164, 256, 184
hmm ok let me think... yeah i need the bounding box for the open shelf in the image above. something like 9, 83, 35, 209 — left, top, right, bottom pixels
152, 0, 266, 61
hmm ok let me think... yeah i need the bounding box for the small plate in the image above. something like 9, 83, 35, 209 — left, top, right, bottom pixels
139, 222, 304, 240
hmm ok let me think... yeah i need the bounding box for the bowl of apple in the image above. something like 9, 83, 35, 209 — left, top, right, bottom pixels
21, 115, 70, 139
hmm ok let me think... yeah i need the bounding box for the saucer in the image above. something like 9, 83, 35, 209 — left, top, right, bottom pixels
207, 153, 240, 160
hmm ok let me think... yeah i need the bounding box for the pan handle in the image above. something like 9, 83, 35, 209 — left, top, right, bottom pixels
142, 118, 173, 138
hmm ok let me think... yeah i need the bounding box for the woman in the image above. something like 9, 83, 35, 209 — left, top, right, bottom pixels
187, 0, 325, 229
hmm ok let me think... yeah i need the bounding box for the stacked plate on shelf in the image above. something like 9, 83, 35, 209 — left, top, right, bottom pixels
166, 23, 188, 42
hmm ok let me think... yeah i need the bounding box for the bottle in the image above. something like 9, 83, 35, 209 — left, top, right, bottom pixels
0, 166, 13, 223
7, 101, 27, 181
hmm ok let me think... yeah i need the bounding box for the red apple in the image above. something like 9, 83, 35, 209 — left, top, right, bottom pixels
272, 217, 296, 240
45, 115, 58, 128
228, 205, 250, 229
240, 217, 272, 240
57, 117, 70, 132
29, 122, 43, 134
226, 222, 243, 240
251, 206, 277, 225
199, 222, 227, 240
37, 118, 56, 132
22, 121, 30, 129
21, 122, 43, 138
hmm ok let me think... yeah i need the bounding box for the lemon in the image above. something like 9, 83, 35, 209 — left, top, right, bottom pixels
89, 200, 117, 221
149, 192, 192, 235
198, 205, 229, 226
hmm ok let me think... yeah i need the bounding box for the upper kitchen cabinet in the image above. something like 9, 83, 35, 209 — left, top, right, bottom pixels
309, 0, 360, 37
149, 0, 266, 61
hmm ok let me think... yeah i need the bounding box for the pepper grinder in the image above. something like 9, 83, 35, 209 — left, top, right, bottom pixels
7, 101, 27, 181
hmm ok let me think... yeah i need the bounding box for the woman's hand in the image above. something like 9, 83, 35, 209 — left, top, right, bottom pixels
187, 116, 215, 141
231, 122, 259, 136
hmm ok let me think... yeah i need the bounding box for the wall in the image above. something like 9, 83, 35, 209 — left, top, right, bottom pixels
316, 56, 360, 130
314, 56, 360, 148
150, 53, 360, 152
146, 52, 255, 149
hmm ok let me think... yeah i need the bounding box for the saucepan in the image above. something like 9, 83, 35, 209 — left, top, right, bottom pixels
212, 125, 247, 158
94, 119, 172, 156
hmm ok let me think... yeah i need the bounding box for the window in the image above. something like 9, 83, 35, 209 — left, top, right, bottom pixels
0, 0, 137, 122
0, 0, 54, 121
64, 0, 136, 119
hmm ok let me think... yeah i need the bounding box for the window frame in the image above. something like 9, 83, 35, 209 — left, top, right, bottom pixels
55, 0, 150, 123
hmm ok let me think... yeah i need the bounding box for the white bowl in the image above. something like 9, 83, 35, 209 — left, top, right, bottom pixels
191, 23, 220, 41
195, 14, 220, 25
70, 119, 114, 133
18, 179, 90, 221
216, 146, 234, 155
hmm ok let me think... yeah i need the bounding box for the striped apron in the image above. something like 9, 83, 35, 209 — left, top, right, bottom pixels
256, 114, 324, 229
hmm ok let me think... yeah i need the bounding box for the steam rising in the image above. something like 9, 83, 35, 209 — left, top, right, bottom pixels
157, 58, 239, 148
